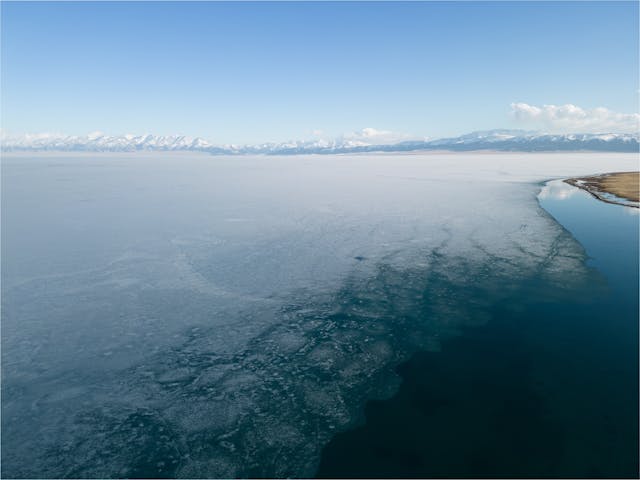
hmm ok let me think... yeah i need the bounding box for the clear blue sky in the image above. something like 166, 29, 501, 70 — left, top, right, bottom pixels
2, 1, 638, 143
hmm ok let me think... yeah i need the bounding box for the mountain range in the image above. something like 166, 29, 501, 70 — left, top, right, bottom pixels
2, 130, 638, 154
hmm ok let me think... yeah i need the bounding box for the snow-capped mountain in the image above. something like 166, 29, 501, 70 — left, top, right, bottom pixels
0, 133, 230, 154
415, 130, 639, 152
2, 130, 638, 154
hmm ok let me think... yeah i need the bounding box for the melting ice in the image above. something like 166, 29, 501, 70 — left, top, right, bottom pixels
2, 152, 637, 478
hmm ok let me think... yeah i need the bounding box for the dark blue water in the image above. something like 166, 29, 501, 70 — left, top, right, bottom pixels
316, 181, 639, 478
541, 181, 639, 302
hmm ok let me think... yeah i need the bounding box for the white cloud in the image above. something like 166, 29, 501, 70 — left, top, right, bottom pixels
511, 102, 640, 133
340, 127, 415, 146
87, 131, 105, 140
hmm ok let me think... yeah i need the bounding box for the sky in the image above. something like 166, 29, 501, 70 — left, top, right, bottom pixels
1, 1, 639, 144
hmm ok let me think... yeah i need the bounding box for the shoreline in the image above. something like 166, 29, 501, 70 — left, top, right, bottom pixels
565, 171, 639, 208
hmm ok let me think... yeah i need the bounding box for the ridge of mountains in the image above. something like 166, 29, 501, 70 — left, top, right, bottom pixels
2, 130, 638, 154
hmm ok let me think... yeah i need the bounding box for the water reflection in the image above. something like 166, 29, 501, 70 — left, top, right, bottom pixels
538, 179, 578, 200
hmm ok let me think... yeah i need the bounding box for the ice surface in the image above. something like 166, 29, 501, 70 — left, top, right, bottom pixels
1, 152, 636, 477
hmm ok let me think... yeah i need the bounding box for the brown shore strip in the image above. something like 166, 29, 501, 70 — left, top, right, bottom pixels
565, 171, 639, 208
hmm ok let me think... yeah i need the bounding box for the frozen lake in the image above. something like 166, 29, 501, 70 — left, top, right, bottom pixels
1, 152, 637, 478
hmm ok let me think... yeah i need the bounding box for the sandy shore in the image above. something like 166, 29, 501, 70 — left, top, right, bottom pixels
565, 171, 639, 208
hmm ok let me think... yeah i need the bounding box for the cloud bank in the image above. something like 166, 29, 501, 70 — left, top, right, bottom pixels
511, 103, 640, 134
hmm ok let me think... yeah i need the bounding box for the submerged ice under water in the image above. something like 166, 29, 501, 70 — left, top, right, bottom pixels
1, 153, 637, 478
